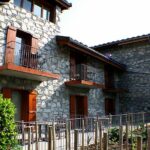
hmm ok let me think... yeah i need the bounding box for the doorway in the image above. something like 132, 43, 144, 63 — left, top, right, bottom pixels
70, 95, 88, 128
105, 98, 115, 115
70, 95, 88, 118
2, 88, 36, 122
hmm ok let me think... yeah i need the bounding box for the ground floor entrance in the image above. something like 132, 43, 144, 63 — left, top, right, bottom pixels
70, 95, 88, 118
70, 95, 88, 128
105, 98, 115, 115
2, 88, 36, 121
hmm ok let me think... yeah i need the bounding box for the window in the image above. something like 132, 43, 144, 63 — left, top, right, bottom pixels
23, 0, 32, 12
14, 0, 21, 7
33, 4, 42, 17
43, 8, 50, 21
13, 0, 55, 23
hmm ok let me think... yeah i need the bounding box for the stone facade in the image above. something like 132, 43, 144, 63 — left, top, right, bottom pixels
0, 0, 106, 121
99, 43, 150, 113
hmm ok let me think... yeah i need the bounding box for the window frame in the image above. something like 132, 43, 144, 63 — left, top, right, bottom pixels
14, 0, 55, 23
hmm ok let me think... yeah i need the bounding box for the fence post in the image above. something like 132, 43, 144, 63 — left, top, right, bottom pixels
99, 121, 102, 150
35, 121, 38, 150
48, 126, 53, 150
147, 128, 150, 150
52, 124, 56, 150
74, 129, 79, 150
45, 123, 48, 140
95, 120, 98, 147
142, 112, 145, 124
28, 127, 31, 150
66, 121, 69, 150
103, 132, 108, 150
137, 136, 142, 150
69, 121, 71, 150
39, 124, 42, 140
126, 122, 129, 150
82, 119, 85, 150
21, 120, 25, 145
119, 125, 123, 150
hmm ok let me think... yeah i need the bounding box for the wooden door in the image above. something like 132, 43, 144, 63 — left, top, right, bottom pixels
105, 98, 115, 115
70, 95, 76, 119
104, 65, 114, 88
28, 91, 36, 121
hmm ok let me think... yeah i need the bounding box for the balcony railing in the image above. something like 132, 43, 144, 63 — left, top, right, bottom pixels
6, 41, 40, 69
70, 64, 102, 83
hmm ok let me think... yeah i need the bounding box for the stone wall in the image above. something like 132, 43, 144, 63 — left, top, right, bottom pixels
99, 43, 150, 113
0, 1, 106, 120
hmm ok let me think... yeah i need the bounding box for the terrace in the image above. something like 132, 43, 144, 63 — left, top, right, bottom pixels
0, 42, 60, 81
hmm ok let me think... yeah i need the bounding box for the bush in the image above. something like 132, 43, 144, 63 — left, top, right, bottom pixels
108, 127, 120, 144
0, 94, 18, 150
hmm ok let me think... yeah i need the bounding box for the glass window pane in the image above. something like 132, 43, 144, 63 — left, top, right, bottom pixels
33, 4, 42, 17
14, 0, 21, 7
23, 0, 32, 12
43, 8, 50, 20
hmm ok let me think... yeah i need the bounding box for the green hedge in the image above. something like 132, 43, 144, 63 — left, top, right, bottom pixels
0, 94, 17, 150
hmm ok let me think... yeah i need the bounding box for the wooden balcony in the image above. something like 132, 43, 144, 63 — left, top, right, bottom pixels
65, 64, 104, 89
0, 42, 60, 81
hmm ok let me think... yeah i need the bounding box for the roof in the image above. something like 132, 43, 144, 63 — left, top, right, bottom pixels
0, 0, 72, 10
56, 36, 126, 71
54, 0, 72, 10
93, 33, 150, 50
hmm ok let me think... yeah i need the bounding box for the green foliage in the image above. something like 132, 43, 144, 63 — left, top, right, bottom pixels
0, 94, 18, 150
108, 127, 120, 144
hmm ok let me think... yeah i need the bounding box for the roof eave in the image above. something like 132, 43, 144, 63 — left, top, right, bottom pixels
54, 0, 72, 10
93, 34, 150, 50
0, 0, 10, 4
56, 36, 126, 71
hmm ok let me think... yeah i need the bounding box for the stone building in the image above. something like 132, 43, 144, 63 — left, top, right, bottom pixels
93, 35, 150, 113
0, 0, 148, 122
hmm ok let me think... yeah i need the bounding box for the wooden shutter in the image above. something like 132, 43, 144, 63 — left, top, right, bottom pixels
70, 95, 76, 119
5, 26, 17, 64
83, 96, 88, 117
70, 53, 76, 80
70, 95, 76, 128
82, 57, 87, 80
105, 98, 115, 115
30, 36, 38, 68
21, 91, 29, 121
28, 91, 37, 121
2, 88, 12, 99
104, 65, 114, 88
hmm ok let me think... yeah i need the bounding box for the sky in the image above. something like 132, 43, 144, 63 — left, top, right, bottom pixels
59, 0, 150, 46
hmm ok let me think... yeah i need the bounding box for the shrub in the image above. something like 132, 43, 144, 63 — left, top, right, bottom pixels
0, 94, 18, 150
108, 127, 120, 144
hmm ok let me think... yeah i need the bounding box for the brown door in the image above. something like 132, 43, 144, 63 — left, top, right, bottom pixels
70, 95, 88, 118
70, 95, 88, 128
28, 91, 36, 121
2, 88, 36, 121
104, 65, 114, 88
105, 98, 115, 115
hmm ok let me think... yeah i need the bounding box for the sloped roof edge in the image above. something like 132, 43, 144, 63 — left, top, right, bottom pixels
93, 33, 150, 50
56, 35, 126, 71
54, 0, 72, 10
